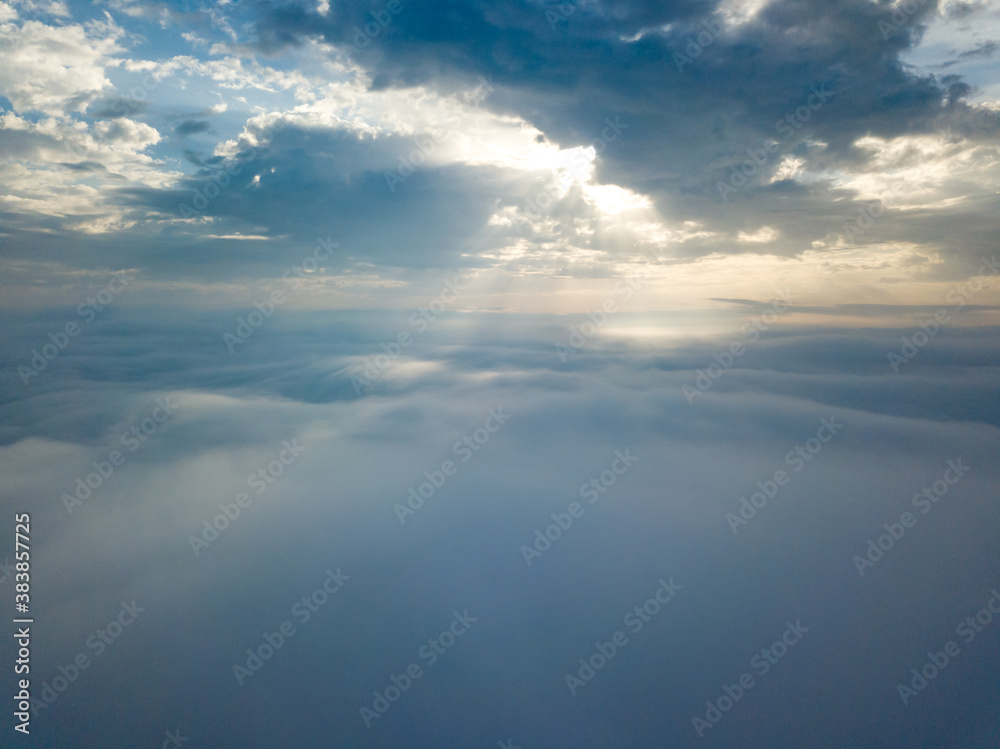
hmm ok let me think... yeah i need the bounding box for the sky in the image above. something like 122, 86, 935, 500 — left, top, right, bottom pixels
0, 0, 999, 747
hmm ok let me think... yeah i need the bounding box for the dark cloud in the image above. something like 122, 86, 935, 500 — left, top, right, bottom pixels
174, 119, 212, 136
0, 0, 995, 290
73, 0, 992, 281
942, 0, 990, 20
58, 160, 111, 172
959, 39, 999, 58
86, 97, 148, 119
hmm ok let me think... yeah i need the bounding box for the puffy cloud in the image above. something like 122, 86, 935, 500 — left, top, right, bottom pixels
0, 13, 123, 115
0, 0, 996, 302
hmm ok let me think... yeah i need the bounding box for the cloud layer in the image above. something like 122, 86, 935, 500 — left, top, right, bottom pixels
2, 307, 999, 746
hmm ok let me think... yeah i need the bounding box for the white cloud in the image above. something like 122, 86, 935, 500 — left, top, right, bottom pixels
0, 111, 172, 232
0, 14, 124, 115
836, 134, 1000, 208
716, 0, 769, 28
7, 0, 69, 18
737, 226, 779, 243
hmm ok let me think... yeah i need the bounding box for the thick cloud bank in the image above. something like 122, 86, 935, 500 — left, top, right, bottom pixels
1, 308, 997, 747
